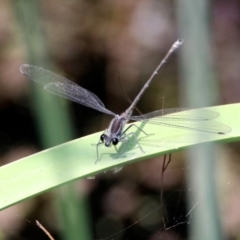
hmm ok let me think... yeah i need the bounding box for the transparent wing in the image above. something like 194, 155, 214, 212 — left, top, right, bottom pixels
130, 108, 231, 134
20, 64, 116, 116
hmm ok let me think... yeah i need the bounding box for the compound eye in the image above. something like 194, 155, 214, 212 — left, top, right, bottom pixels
100, 134, 105, 142
112, 138, 119, 145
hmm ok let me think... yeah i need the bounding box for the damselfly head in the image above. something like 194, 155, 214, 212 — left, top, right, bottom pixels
100, 134, 119, 147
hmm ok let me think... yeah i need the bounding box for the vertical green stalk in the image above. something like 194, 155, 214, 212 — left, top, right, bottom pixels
176, 1, 224, 240
12, 1, 91, 239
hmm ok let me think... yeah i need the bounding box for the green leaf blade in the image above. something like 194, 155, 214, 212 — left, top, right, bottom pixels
0, 103, 239, 210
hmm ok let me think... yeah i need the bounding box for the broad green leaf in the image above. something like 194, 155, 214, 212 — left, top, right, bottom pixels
0, 103, 239, 210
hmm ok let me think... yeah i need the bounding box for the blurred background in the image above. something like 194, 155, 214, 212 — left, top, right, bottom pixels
0, 0, 240, 239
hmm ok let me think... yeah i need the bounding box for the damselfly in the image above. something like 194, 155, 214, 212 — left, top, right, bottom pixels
20, 39, 231, 163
